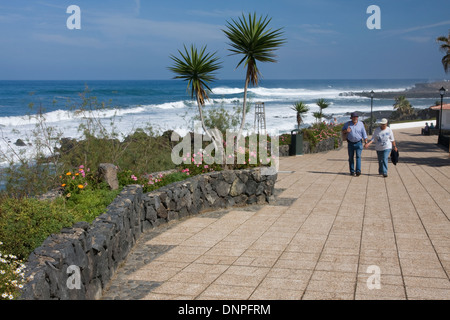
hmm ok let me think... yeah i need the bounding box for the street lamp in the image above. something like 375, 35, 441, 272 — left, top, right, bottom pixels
369, 90, 374, 135
439, 86, 445, 136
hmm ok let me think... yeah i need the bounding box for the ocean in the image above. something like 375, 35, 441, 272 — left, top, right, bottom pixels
0, 79, 440, 166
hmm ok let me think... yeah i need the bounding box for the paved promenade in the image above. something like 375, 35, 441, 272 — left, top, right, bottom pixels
102, 127, 450, 300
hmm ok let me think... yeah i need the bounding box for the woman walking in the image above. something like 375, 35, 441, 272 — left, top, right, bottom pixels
364, 118, 398, 177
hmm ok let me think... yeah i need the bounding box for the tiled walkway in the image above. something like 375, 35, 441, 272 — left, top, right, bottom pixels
102, 128, 450, 300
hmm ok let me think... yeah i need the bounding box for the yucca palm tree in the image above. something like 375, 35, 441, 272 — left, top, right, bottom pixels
312, 111, 323, 124
291, 101, 309, 130
437, 31, 450, 73
223, 13, 286, 139
393, 96, 413, 115
316, 98, 330, 119
168, 44, 223, 157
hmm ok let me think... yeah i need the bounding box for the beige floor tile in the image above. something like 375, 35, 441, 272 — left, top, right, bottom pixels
182, 263, 229, 274
197, 284, 256, 300
406, 287, 450, 300
151, 281, 209, 296
249, 287, 304, 300
273, 258, 317, 270
306, 279, 356, 294
258, 277, 309, 291
302, 290, 354, 300
141, 292, 196, 300
403, 276, 450, 289
355, 283, 406, 299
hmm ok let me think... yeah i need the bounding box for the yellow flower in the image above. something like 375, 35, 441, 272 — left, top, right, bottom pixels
77, 185, 84, 189
66, 172, 72, 176
61, 184, 66, 187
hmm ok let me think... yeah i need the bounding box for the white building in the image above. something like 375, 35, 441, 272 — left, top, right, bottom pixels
430, 103, 450, 130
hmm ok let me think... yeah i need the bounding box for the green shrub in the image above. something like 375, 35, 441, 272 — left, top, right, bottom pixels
0, 197, 76, 260
62, 188, 121, 223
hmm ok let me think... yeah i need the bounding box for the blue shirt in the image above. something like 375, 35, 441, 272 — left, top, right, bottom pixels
342, 120, 368, 143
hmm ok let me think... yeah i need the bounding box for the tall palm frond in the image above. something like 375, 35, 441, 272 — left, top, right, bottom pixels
169, 44, 223, 156
316, 98, 329, 117
223, 13, 286, 138
223, 13, 286, 86
169, 44, 222, 106
291, 101, 309, 129
393, 96, 413, 115
437, 31, 450, 73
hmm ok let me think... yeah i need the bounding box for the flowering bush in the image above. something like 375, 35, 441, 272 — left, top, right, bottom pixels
177, 135, 278, 173
117, 170, 190, 193
0, 242, 26, 300
59, 165, 98, 197
178, 151, 223, 176
279, 134, 291, 146
303, 122, 343, 149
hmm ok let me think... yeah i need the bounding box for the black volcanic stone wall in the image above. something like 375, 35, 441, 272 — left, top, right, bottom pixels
20, 168, 277, 300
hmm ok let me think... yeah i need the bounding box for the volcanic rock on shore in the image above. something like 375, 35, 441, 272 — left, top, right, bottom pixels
340, 80, 449, 99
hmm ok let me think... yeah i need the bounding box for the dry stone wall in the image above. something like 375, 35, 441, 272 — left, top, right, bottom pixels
20, 168, 277, 300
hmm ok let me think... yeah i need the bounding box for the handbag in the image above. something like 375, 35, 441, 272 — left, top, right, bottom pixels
390, 148, 399, 165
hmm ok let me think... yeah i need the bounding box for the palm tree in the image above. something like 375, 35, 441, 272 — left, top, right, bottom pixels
393, 96, 413, 116
312, 111, 322, 124
291, 101, 309, 130
316, 98, 329, 119
437, 31, 450, 73
168, 44, 222, 155
223, 12, 286, 140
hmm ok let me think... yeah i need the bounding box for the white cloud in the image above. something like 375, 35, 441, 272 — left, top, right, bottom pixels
384, 20, 450, 37
187, 9, 242, 18
33, 33, 103, 48
403, 36, 432, 43
93, 15, 225, 43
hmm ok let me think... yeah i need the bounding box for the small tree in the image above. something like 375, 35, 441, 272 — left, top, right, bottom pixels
291, 101, 309, 130
223, 12, 286, 141
313, 111, 322, 123
393, 96, 413, 115
169, 44, 223, 156
316, 98, 330, 120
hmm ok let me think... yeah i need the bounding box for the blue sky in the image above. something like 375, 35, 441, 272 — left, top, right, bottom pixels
0, 0, 449, 80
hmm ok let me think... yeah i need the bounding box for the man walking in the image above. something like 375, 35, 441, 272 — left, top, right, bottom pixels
342, 112, 368, 176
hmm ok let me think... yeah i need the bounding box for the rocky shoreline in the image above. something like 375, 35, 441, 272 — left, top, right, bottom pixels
340, 80, 449, 99
341, 108, 437, 122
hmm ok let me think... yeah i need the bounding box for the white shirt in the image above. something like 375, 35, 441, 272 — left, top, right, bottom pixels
371, 126, 395, 151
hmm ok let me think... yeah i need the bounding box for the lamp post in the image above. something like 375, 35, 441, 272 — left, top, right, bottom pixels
369, 90, 374, 135
439, 86, 445, 136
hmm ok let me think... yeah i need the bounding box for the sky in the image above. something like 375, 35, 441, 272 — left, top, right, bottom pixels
0, 0, 449, 80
